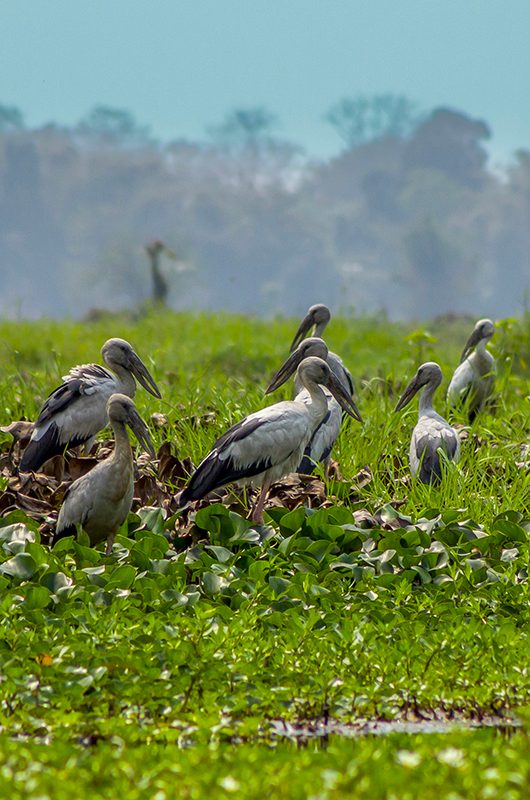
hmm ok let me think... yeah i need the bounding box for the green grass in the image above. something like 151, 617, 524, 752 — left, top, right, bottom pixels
1, 310, 530, 798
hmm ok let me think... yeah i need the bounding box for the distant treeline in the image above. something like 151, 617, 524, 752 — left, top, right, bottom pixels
1, 97, 529, 320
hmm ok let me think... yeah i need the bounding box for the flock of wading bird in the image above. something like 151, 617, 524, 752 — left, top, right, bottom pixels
13, 306, 496, 554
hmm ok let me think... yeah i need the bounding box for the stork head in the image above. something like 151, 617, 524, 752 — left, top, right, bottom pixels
102, 339, 162, 399
395, 362, 443, 412
290, 304, 332, 351
107, 393, 155, 457
296, 356, 362, 422
266, 337, 329, 393
460, 319, 495, 363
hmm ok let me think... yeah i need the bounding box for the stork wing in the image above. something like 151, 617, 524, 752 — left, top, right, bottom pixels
38, 364, 114, 424
415, 418, 459, 483
181, 403, 306, 502
53, 476, 93, 542
297, 399, 341, 473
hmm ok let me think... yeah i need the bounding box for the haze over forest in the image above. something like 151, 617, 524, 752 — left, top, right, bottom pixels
2, 96, 530, 321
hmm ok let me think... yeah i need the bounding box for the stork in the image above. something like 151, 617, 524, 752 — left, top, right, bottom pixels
447, 319, 495, 419
20, 338, 161, 473
52, 394, 155, 554
290, 304, 354, 396
395, 362, 460, 484
267, 337, 361, 473
178, 357, 362, 523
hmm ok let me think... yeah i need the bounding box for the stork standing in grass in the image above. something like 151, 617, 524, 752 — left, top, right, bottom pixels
52, 394, 155, 554
447, 319, 495, 420
267, 337, 361, 474
395, 362, 460, 484
178, 356, 362, 523
20, 338, 161, 473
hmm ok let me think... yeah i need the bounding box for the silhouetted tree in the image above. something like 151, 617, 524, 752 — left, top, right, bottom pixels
326, 94, 420, 147
207, 106, 302, 190
76, 105, 151, 146
404, 108, 490, 188
0, 103, 24, 131
209, 107, 277, 150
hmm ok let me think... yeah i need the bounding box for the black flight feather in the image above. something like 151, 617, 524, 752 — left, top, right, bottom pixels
179, 417, 272, 504
20, 423, 90, 472
296, 409, 331, 474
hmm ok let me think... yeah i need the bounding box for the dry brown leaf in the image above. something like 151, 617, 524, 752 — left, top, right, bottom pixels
0, 420, 34, 443
66, 456, 99, 481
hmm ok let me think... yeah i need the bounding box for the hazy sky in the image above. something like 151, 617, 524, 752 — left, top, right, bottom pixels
3, 0, 530, 161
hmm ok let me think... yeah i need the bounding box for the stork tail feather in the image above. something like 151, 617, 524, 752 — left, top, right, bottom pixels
51, 523, 77, 546
179, 454, 272, 505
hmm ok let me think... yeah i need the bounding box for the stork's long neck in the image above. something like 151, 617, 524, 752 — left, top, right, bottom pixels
314, 321, 327, 339
109, 420, 134, 469
472, 340, 494, 375
419, 380, 439, 415
303, 381, 330, 422
109, 364, 137, 397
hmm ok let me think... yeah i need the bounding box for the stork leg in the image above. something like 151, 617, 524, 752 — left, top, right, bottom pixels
105, 529, 117, 556
250, 482, 271, 524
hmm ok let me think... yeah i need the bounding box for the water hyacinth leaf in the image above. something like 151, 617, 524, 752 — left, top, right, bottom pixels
410, 565, 432, 583
52, 536, 75, 553
205, 545, 233, 563
268, 576, 291, 596
277, 507, 308, 534
23, 584, 52, 609
40, 571, 72, 594
128, 532, 170, 569
136, 506, 167, 535
25, 542, 50, 568
491, 518, 527, 543
229, 526, 261, 544
132, 531, 169, 557
0, 523, 36, 545
194, 503, 230, 534
305, 539, 335, 562
380, 548, 397, 564
201, 572, 222, 595
0, 552, 37, 579
0, 510, 40, 531
105, 565, 137, 589
72, 542, 101, 565
378, 504, 413, 527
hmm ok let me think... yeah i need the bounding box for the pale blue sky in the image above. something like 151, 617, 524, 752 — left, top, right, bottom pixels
2, 0, 529, 160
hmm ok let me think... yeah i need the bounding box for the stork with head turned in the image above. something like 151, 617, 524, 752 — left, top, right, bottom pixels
447, 319, 495, 420
267, 337, 362, 474
52, 394, 155, 554
395, 362, 460, 484
178, 357, 362, 523
20, 338, 161, 473
290, 304, 354, 396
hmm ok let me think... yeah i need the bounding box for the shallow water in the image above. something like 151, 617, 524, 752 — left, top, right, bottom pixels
269, 714, 520, 741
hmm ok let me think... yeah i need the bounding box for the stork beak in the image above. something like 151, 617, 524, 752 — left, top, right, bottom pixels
128, 352, 162, 399
395, 374, 423, 412
266, 349, 305, 394
127, 408, 156, 457
289, 309, 316, 352
459, 327, 482, 364
327, 372, 363, 423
